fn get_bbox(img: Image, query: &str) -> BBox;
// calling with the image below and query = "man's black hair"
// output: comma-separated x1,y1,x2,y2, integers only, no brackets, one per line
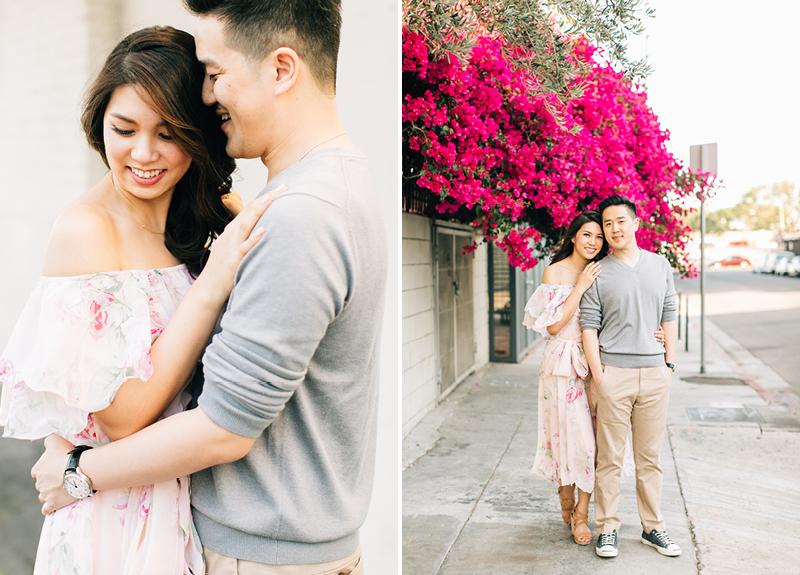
598,194,637,220
185,0,342,94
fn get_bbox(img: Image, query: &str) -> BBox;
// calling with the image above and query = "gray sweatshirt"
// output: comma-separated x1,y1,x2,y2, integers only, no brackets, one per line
579,249,677,368
192,147,388,565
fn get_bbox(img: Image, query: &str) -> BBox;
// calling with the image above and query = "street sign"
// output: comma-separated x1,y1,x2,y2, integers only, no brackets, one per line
689,143,718,176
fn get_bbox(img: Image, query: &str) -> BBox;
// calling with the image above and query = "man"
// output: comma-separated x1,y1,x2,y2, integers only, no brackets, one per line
33,1,387,573
580,194,681,559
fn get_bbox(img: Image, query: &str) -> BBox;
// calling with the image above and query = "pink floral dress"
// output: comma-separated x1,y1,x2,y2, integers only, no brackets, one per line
0,264,204,575
523,284,634,493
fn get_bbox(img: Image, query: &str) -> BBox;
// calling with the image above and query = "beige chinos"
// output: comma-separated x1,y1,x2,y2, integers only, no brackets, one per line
204,545,363,575
592,364,672,534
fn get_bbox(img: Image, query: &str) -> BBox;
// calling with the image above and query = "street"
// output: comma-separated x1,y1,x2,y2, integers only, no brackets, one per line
675,269,800,397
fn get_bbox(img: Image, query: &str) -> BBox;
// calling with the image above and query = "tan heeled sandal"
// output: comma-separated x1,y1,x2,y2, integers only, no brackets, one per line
558,486,575,526
570,508,592,545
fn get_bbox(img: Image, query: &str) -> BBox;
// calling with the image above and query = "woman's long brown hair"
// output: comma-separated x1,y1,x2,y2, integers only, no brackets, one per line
81,26,236,276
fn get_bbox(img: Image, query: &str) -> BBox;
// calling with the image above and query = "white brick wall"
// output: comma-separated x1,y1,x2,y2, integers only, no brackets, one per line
0,0,94,350
402,213,436,437
401,215,491,437
472,241,490,368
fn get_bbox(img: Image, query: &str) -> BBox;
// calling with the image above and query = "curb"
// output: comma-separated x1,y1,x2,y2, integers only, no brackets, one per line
701,317,800,415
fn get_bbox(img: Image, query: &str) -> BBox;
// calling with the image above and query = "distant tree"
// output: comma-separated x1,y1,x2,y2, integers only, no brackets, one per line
686,182,797,233
403,0,654,108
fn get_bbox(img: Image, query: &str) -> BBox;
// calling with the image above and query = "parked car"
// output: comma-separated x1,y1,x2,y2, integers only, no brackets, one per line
775,256,792,275
787,256,800,277
752,253,768,273
712,256,751,269
763,251,796,274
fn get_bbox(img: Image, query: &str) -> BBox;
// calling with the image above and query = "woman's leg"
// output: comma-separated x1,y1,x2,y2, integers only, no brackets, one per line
571,488,593,544
558,484,575,525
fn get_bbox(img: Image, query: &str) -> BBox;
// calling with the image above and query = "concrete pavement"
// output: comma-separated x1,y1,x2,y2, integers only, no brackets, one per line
403,317,800,575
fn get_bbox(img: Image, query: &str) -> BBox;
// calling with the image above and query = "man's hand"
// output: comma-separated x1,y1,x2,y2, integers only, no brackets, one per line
32,435,78,515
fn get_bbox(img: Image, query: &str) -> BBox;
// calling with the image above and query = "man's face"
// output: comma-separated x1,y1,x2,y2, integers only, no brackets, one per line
602,204,639,251
195,16,273,160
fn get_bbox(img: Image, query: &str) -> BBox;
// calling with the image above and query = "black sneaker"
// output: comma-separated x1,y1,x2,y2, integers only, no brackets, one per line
595,530,618,557
641,529,681,556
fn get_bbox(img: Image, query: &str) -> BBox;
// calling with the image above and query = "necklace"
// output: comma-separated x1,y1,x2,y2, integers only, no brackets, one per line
108,173,164,235
296,130,346,164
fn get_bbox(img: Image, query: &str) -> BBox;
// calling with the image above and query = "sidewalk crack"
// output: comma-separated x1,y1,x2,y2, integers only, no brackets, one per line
434,415,525,575
667,427,702,574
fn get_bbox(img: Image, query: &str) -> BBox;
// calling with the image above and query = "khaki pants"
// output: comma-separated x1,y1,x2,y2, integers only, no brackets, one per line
592,364,672,534
204,545,363,575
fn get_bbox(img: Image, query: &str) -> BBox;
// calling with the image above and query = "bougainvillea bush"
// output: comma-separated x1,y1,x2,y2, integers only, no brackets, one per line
403,29,715,276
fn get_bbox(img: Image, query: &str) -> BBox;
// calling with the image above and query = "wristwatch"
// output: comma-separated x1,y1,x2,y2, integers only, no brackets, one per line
63,445,95,499
665,362,676,372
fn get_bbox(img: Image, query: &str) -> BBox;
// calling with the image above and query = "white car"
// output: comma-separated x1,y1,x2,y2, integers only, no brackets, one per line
775,256,792,275
764,251,796,274
752,253,768,273
787,255,800,277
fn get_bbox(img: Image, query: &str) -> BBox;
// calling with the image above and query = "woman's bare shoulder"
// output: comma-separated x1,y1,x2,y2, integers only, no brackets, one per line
42,201,121,277
542,261,565,285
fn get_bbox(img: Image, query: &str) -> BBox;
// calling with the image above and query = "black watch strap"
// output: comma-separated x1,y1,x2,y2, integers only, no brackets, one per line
665,362,676,371
66,445,93,472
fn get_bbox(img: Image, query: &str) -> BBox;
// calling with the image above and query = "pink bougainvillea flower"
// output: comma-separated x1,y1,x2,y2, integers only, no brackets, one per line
403,29,716,276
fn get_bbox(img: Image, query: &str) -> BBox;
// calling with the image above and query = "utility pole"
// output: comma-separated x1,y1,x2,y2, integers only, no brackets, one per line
689,143,717,375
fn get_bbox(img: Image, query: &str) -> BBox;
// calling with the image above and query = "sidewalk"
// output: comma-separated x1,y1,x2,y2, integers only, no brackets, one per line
402,318,800,575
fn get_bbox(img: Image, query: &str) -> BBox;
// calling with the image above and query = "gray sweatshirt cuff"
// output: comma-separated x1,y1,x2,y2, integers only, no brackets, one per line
198,380,277,439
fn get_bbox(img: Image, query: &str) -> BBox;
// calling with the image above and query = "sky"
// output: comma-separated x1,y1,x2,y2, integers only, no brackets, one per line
622,0,800,209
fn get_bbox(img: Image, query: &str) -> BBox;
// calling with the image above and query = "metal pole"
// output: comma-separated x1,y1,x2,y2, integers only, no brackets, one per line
685,293,689,352
677,290,682,340
700,200,706,373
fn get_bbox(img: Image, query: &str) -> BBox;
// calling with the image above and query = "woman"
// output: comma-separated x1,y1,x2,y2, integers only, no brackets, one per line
0,27,278,574
523,211,664,545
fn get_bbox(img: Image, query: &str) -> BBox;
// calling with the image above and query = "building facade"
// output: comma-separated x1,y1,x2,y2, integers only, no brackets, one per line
402,210,545,437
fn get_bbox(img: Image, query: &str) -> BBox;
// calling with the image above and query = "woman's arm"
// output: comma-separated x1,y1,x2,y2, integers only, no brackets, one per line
93,192,283,440
582,328,603,385
43,191,281,441
544,262,602,336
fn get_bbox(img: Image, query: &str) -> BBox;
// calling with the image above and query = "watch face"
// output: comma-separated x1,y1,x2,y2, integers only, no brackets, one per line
64,473,92,499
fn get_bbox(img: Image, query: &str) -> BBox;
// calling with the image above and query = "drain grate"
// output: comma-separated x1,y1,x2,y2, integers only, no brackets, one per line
686,407,765,424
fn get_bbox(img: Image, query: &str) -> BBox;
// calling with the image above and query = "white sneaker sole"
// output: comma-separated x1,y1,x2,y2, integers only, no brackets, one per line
595,546,618,558
641,537,681,556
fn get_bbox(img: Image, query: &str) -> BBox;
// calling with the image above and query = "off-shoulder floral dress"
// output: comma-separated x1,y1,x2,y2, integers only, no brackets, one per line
523,283,634,493
0,264,204,575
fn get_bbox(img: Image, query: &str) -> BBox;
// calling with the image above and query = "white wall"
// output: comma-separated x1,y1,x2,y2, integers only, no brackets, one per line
472,241,490,368
0,0,398,572
401,215,491,437
401,213,436,437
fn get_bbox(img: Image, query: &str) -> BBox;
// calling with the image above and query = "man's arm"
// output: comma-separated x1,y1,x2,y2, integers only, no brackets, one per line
33,408,255,514
579,277,603,384
33,192,350,513
661,260,678,368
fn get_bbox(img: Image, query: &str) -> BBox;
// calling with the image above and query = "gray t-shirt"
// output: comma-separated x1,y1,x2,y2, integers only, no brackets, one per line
579,249,677,368
192,147,388,565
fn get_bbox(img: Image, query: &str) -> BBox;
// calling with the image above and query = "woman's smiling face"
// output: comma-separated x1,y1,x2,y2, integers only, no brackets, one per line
572,221,604,260
103,84,191,200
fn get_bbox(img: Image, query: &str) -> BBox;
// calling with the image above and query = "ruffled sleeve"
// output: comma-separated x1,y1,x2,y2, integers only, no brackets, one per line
522,284,574,337
0,269,189,440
